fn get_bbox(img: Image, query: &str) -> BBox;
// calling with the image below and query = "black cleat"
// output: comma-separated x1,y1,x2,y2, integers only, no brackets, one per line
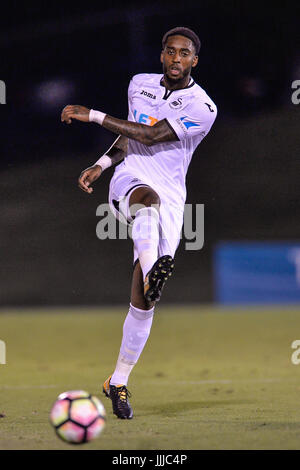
144,255,175,302
102,376,133,419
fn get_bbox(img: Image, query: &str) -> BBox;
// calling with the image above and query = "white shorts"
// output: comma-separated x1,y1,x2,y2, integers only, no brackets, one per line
108,168,184,264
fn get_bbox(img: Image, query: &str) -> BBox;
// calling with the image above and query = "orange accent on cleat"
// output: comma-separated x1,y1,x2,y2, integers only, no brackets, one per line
143,255,175,302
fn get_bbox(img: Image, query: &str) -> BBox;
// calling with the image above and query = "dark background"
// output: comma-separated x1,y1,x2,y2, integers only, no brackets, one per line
0,0,299,306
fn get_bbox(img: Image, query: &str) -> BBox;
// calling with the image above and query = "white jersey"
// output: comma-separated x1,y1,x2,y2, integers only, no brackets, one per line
113,73,217,208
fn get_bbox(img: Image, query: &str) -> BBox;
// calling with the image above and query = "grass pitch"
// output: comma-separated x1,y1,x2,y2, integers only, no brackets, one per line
1,305,300,450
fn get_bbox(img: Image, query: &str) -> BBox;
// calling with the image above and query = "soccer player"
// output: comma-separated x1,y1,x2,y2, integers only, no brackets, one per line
61,27,217,419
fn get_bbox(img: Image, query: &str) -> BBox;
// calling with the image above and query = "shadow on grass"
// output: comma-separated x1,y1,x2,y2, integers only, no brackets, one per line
139,399,252,417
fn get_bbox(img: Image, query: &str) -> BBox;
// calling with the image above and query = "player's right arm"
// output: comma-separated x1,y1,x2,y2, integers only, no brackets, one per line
78,135,128,194
61,105,178,147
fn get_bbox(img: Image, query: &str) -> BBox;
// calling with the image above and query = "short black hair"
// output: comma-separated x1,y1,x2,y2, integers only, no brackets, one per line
162,27,201,55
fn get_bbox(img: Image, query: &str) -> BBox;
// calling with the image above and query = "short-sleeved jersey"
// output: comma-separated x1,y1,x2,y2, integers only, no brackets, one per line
114,73,217,207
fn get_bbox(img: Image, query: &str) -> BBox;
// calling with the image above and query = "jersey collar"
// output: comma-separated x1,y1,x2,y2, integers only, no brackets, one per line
160,75,195,90
160,76,195,100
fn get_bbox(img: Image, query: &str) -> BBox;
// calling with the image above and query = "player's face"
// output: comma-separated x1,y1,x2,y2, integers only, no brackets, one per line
160,35,198,84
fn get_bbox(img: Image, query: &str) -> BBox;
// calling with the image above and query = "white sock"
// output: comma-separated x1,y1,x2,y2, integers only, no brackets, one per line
110,303,155,386
131,207,160,281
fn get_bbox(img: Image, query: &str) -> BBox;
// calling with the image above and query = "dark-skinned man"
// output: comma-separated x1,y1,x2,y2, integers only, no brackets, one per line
61,27,217,420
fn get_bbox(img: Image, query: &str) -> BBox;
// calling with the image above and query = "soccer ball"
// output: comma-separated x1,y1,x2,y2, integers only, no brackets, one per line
49,390,106,444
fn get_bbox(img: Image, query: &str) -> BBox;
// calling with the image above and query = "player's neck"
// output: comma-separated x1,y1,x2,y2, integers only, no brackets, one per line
162,74,191,91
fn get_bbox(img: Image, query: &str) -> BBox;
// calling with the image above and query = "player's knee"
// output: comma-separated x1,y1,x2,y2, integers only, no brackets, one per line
129,186,160,214
139,190,161,209
130,190,160,219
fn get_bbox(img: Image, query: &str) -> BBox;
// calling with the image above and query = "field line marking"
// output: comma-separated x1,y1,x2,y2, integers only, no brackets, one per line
1,378,299,390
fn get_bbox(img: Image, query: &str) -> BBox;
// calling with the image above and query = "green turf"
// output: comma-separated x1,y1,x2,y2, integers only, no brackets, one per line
1,305,300,450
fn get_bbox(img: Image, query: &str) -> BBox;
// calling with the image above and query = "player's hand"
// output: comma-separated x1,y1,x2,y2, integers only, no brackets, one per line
61,105,90,124
78,165,102,194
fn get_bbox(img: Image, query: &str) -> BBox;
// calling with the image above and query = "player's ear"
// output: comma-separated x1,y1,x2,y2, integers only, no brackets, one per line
192,55,198,68
160,50,164,64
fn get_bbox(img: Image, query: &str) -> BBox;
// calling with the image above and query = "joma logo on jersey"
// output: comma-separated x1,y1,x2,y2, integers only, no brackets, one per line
205,102,214,112
134,110,158,126
140,90,156,99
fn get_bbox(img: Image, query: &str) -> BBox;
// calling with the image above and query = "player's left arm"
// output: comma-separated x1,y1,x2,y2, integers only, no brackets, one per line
61,105,178,146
